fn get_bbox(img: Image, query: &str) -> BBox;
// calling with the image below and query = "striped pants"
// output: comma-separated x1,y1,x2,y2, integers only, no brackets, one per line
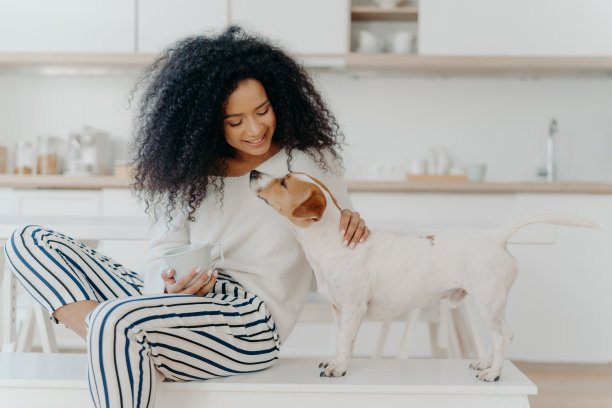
4,225,280,408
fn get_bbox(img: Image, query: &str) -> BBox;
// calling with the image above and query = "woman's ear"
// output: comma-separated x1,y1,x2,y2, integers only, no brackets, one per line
291,188,326,221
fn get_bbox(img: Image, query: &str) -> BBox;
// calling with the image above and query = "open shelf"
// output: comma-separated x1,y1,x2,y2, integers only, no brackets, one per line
351,6,418,21
346,53,612,75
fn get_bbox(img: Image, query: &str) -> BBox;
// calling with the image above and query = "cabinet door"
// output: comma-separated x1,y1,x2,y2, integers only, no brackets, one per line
230,0,349,55
13,190,101,217
419,0,612,56
0,0,135,53
138,0,228,54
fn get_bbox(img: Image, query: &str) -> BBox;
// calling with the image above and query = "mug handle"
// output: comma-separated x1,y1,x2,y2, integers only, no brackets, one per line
211,242,224,269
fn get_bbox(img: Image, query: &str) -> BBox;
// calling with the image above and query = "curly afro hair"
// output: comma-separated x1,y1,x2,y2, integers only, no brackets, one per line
130,25,345,223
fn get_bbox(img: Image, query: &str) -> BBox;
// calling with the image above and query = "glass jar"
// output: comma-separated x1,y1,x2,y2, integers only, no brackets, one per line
13,141,34,175
35,135,59,175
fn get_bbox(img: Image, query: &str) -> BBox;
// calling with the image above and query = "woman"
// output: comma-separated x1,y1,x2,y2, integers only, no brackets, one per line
5,26,369,408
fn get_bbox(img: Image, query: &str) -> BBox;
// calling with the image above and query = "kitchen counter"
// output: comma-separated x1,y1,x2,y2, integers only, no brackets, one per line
1,174,612,194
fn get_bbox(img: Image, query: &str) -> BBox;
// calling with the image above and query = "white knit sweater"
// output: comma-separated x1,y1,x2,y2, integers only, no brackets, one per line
139,148,352,343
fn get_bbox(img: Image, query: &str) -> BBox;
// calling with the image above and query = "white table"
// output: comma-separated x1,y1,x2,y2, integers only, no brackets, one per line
0,352,537,407
0,215,150,351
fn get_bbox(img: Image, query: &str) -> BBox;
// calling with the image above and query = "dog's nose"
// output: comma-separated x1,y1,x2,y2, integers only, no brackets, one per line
250,170,260,180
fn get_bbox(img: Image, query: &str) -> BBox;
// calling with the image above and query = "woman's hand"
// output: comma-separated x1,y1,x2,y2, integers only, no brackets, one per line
162,267,217,296
339,209,370,249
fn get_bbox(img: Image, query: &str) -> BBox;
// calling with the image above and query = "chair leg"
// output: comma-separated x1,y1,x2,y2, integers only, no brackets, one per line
34,304,58,353
451,298,486,359
1,263,17,352
398,308,421,359
16,302,36,352
374,320,392,358
428,323,448,358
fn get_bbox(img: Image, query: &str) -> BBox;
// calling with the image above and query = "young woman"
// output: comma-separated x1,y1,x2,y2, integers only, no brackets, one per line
5,26,369,408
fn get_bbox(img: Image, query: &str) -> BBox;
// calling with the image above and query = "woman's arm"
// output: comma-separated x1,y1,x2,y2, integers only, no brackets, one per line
139,214,190,294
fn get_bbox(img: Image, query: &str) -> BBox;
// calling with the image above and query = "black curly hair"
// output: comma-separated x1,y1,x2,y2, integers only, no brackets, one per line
130,25,345,223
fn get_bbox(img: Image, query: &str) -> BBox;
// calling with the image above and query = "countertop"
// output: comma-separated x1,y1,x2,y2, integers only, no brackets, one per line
1,174,612,194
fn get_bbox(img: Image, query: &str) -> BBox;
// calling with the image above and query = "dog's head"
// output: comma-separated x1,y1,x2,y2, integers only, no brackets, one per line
249,170,339,228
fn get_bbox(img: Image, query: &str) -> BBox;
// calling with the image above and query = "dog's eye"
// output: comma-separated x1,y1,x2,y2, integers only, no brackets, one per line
280,178,286,187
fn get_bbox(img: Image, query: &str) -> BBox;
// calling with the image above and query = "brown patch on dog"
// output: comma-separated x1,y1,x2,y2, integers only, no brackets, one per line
294,173,341,211
421,235,436,246
292,188,326,221
254,173,328,228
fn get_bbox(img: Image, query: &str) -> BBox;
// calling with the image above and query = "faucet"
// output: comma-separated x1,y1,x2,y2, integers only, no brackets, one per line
537,118,558,182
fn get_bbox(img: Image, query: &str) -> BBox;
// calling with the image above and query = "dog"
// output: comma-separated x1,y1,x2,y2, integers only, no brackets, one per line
249,170,598,381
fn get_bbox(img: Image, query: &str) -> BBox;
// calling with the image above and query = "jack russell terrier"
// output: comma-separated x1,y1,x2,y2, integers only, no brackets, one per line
249,170,598,382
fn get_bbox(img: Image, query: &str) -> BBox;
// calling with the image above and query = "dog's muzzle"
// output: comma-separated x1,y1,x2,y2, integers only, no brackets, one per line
249,170,273,193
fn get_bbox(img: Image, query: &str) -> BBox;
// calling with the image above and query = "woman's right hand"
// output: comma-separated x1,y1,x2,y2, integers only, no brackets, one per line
162,267,217,296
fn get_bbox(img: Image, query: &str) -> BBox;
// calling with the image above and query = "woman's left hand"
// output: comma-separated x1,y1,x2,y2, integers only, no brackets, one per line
339,209,370,249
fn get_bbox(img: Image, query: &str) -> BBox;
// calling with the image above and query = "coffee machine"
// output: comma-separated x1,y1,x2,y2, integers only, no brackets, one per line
64,126,112,176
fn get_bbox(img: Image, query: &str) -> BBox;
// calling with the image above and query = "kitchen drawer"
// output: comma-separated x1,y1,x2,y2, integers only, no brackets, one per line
13,190,102,217
138,0,228,53
0,0,135,53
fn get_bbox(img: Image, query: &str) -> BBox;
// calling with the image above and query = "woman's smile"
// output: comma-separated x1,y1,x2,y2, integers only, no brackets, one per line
244,130,268,146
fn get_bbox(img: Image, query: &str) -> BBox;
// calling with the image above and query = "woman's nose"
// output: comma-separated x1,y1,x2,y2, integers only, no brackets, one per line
244,116,263,136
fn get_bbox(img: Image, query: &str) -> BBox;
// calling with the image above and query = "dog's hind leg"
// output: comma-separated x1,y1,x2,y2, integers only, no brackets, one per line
319,303,367,377
470,294,513,382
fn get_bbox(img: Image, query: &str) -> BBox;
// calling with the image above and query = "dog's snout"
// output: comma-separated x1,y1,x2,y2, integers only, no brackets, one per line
250,170,261,181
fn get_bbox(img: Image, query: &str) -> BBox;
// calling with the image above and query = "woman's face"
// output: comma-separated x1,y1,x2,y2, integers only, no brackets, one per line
223,78,276,159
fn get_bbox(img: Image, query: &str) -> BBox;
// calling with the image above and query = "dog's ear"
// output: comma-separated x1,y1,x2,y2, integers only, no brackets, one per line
292,188,326,221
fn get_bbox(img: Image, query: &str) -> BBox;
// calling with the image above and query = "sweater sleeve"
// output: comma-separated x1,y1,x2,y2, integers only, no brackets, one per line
139,212,190,295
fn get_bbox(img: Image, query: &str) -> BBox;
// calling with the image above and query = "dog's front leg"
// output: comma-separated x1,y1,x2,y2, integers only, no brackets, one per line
319,303,367,377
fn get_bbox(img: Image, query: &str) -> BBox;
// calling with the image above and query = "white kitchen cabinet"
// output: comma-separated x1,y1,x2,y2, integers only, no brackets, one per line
419,0,612,56
230,0,350,55
13,190,102,217
138,0,228,53
0,0,135,53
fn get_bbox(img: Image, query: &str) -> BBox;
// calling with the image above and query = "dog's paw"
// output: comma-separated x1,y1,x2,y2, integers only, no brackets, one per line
476,368,501,382
469,358,492,371
318,361,347,377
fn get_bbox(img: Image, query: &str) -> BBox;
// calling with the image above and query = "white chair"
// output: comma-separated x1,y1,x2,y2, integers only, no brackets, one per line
0,215,150,352
300,291,486,360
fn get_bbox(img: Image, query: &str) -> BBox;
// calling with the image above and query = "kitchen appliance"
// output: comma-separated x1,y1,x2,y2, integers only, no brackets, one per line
64,126,111,176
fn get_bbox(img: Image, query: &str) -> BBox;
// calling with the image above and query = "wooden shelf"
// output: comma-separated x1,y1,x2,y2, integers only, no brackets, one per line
346,53,612,75
351,6,418,21
2,52,612,76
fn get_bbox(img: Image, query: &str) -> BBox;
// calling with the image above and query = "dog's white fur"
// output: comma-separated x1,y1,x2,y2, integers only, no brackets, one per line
250,171,598,381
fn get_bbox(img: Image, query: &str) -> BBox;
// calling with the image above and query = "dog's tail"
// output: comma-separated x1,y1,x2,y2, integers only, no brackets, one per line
495,213,599,243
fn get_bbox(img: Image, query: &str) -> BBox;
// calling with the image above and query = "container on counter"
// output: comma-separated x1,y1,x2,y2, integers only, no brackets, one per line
0,145,6,173
35,135,60,175
13,141,35,175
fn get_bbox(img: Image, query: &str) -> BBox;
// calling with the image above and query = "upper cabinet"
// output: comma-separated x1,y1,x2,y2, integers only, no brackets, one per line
0,0,135,53
230,0,350,55
138,0,229,54
419,0,612,56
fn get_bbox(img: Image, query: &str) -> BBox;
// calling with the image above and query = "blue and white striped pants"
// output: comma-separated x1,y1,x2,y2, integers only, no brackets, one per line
5,225,280,408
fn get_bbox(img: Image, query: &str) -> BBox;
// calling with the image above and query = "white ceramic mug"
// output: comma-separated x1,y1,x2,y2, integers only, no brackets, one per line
465,164,487,182
163,242,224,287
357,30,385,53
389,31,414,54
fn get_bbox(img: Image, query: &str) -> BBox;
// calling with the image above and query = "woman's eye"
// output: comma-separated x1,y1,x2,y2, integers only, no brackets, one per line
229,120,242,127
257,108,269,116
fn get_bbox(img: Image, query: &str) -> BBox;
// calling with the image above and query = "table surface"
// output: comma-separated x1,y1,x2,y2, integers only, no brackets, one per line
0,353,537,395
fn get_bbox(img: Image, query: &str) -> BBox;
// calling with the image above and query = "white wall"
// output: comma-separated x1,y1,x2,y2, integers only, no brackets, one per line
1,70,611,182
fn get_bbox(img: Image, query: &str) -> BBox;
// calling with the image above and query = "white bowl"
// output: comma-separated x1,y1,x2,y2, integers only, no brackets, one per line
371,0,404,9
